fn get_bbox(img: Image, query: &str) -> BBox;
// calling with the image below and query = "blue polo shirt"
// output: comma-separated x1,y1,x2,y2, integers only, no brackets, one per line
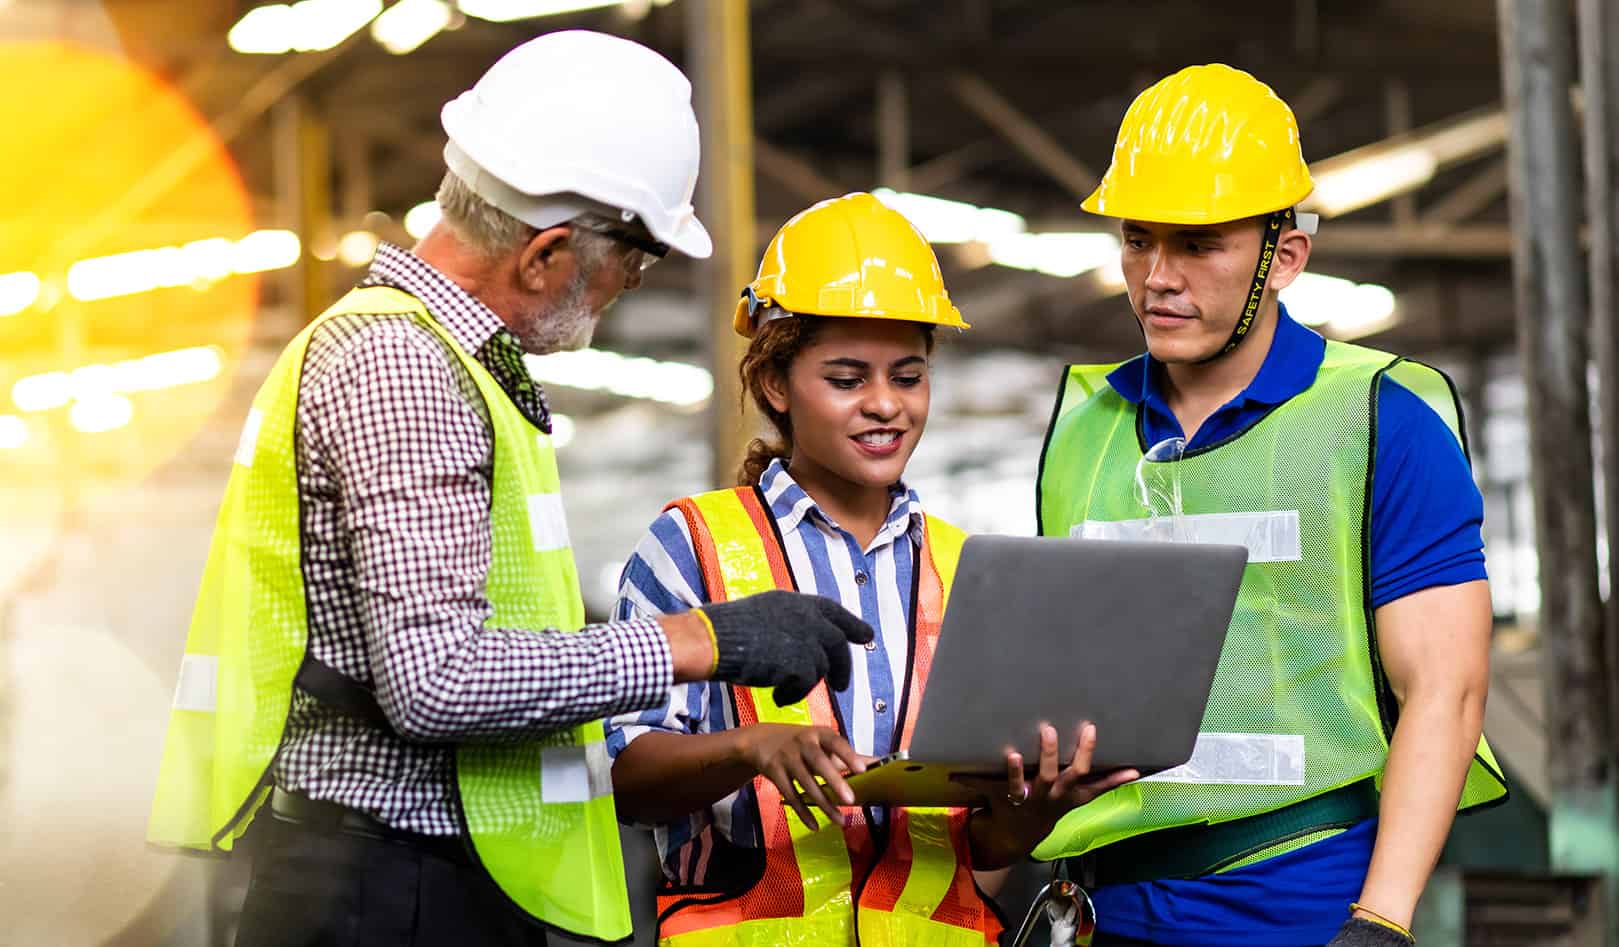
1085,305,1487,945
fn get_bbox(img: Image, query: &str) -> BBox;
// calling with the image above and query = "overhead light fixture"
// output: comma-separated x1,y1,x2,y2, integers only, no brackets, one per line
1280,272,1398,340
0,415,26,449
1304,107,1508,218
372,0,453,54
984,232,1119,279
524,348,713,407
228,0,383,54
871,188,1025,244
548,413,576,448
65,230,300,302
336,230,380,267
70,394,135,434
457,0,620,22
0,271,41,316
404,201,443,240
1307,149,1438,219
12,346,224,414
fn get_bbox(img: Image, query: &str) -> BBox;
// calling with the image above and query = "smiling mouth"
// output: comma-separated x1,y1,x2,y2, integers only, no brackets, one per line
854,430,901,447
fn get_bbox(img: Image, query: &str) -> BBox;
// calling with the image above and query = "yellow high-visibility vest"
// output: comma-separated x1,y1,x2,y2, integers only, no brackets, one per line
1034,339,1507,865
655,486,1001,946
147,285,632,942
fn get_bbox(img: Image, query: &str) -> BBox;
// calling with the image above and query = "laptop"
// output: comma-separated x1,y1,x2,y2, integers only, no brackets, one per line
836,534,1248,807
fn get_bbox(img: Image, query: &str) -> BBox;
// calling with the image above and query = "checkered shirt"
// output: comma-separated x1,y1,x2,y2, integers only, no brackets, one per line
271,242,672,834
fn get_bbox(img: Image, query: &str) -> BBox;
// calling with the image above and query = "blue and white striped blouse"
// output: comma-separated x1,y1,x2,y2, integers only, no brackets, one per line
605,458,927,885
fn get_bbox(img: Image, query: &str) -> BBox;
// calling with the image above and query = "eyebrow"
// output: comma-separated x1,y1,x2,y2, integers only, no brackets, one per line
1122,223,1226,240
820,355,928,370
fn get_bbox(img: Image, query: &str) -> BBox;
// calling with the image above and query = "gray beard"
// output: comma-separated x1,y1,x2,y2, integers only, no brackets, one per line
514,267,596,354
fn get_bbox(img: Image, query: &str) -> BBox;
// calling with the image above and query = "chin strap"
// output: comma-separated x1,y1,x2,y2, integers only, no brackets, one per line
1198,206,1295,365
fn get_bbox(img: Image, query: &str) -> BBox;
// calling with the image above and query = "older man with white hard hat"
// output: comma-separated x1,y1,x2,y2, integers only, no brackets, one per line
147,31,873,946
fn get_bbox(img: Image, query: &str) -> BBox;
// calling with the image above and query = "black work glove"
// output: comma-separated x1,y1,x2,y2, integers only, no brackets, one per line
1326,918,1415,947
698,590,876,706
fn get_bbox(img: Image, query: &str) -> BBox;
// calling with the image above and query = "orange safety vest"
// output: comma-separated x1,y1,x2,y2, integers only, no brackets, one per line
654,486,1003,946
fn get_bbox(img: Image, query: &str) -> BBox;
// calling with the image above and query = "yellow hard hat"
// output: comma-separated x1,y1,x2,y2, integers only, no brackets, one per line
1081,64,1314,225
734,192,970,338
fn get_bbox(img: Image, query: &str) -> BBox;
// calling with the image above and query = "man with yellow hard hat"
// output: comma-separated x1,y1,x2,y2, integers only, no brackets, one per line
1033,64,1507,945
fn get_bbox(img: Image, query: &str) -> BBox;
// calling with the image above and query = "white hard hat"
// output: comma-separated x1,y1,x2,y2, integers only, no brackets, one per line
441,30,712,259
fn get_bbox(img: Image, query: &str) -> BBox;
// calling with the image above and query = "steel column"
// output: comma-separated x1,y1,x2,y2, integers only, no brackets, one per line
688,0,757,486
1498,0,1618,906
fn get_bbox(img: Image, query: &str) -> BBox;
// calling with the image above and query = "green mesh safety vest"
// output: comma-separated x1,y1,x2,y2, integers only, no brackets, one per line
147,285,632,943
1032,339,1507,864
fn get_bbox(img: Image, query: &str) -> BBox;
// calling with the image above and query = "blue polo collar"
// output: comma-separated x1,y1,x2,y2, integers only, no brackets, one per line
1106,303,1326,409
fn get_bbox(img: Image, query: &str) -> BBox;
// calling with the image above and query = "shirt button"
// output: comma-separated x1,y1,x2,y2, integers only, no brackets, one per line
864,639,878,652
874,698,888,714
854,570,868,586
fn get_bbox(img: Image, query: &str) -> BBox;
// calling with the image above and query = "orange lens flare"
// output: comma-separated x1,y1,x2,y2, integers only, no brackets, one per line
0,40,259,492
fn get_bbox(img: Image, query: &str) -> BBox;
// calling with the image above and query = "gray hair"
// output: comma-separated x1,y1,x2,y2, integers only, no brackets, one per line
434,171,617,267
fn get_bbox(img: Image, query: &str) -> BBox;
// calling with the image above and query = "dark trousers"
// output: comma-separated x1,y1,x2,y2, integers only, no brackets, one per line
236,814,548,947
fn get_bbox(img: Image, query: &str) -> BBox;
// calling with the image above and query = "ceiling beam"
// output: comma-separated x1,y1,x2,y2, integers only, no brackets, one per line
950,73,1098,201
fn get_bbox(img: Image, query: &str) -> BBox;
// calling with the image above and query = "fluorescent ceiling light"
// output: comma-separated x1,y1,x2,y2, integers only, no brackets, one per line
0,271,41,316
457,0,619,22
12,346,224,414
1307,149,1437,218
984,232,1119,279
229,0,383,54
66,230,300,302
1095,260,1126,292
233,229,303,272
872,188,1025,244
1304,107,1508,218
404,200,443,239
1281,272,1397,340
524,348,713,407
336,230,380,267
70,394,135,434
371,0,453,53
549,413,576,448
0,415,26,449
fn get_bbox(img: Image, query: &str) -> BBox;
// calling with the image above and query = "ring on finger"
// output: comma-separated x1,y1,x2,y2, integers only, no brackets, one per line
1007,784,1030,807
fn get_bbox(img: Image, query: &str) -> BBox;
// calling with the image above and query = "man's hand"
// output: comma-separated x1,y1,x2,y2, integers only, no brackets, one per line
676,590,873,704
737,723,871,830
1326,917,1414,946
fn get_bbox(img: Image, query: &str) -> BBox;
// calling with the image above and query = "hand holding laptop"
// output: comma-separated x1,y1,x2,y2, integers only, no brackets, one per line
951,721,1139,864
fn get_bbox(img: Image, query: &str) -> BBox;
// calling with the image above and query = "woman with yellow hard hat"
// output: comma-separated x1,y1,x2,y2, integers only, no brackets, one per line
1035,65,1505,947
605,192,1136,946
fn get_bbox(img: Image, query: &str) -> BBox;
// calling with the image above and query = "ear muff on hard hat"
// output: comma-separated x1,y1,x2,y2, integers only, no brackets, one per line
1082,63,1314,226
733,192,970,338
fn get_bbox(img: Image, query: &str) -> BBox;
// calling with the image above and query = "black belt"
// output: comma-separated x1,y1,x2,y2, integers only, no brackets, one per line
269,788,471,865
1075,778,1381,887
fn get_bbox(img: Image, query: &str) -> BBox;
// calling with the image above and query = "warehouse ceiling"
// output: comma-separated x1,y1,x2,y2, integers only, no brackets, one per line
9,0,1518,367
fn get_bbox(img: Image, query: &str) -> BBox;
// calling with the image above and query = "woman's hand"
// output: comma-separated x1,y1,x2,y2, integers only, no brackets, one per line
737,723,872,830
959,722,1138,868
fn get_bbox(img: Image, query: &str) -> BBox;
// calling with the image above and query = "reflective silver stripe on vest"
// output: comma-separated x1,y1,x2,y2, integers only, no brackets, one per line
1142,733,1306,785
171,654,219,712
539,742,613,804
526,494,572,552
1074,509,1302,563
233,409,264,468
